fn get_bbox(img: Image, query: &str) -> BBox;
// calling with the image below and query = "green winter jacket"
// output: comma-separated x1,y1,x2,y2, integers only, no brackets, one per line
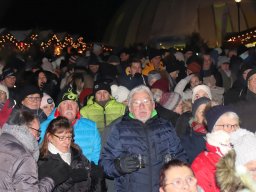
80,96,126,133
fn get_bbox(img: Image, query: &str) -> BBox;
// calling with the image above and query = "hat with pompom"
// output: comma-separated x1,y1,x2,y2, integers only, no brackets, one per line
159,92,181,111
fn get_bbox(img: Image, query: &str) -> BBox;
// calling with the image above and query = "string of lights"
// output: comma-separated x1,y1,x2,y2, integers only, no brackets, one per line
0,32,112,55
227,27,256,47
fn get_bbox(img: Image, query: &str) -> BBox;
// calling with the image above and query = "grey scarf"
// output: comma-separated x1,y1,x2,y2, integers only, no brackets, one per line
1,124,39,161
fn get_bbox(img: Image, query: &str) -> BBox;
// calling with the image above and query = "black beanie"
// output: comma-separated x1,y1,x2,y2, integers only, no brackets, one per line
93,80,111,96
148,49,162,60
192,97,211,117
17,85,42,104
205,105,236,132
246,68,256,82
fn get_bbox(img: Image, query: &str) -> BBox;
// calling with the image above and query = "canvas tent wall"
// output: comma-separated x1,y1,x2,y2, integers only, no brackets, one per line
103,0,256,48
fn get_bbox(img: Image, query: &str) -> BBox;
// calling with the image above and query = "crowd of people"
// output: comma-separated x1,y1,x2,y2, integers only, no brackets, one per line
0,42,256,192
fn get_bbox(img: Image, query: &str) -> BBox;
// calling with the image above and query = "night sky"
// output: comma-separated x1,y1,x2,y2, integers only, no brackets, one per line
0,0,124,41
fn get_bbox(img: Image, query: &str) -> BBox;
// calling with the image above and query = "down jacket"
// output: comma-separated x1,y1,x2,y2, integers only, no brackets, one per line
100,112,187,192
0,124,54,192
80,96,126,133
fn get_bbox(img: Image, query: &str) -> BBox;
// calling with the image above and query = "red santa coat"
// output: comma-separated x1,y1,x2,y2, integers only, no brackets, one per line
191,142,222,192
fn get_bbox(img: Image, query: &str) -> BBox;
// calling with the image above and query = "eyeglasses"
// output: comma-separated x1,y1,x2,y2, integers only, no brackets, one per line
26,96,42,102
165,176,197,189
132,99,152,107
215,124,239,130
28,126,41,136
52,134,72,141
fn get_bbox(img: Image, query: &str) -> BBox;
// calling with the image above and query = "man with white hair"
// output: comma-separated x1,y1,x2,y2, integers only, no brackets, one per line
40,88,101,164
100,85,187,192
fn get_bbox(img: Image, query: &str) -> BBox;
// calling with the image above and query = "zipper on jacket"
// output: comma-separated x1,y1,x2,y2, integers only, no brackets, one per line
143,123,153,192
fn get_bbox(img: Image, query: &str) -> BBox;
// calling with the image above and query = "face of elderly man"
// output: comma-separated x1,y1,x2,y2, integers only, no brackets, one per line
58,100,79,122
129,90,155,123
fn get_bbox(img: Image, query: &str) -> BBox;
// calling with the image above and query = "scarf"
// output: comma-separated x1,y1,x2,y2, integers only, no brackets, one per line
48,142,71,165
189,118,207,134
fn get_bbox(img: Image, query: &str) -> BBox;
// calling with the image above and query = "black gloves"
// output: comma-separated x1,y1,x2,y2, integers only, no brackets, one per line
70,168,89,183
38,158,71,186
90,162,105,179
114,155,140,174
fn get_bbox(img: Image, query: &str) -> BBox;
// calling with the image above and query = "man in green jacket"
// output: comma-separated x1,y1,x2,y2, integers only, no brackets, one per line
80,80,126,135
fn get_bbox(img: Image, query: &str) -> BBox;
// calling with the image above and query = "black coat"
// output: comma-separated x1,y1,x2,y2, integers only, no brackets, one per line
117,73,148,90
230,90,256,132
38,146,100,192
155,104,180,127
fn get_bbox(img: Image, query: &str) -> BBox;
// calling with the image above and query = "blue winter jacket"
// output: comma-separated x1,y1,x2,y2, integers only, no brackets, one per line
40,109,101,164
100,111,187,192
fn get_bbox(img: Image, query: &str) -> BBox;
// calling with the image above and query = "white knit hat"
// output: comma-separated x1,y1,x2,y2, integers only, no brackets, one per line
230,131,256,167
192,84,212,103
40,93,55,108
111,85,130,103
0,84,9,99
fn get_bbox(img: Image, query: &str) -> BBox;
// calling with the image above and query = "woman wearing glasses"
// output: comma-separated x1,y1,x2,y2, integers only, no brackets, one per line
38,116,103,192
159,159,204,192
191,105,239,192
14,84,47,123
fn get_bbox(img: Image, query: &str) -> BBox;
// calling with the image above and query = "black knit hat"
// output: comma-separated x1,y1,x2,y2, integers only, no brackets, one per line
0,68,16,80
205,105,236,132
165,60,180,73
148,49,162,60
88,54,100,66
192,97,211,117
17,85,42,104
246,68,256,82
93,80,111,96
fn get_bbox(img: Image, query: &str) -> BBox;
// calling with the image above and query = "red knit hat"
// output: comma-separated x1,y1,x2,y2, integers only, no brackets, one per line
151,78,170,93
187,62,201,74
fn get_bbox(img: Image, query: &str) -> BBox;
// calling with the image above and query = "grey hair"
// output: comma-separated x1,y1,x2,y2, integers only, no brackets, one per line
127,85,154,107
147,70,161,85
215,112,240,126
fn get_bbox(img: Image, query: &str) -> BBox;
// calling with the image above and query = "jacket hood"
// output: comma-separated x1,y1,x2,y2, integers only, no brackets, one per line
216,150,256,192
1,123,39,161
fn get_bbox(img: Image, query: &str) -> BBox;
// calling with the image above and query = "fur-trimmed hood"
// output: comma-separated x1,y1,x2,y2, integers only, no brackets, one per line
216,150,256,192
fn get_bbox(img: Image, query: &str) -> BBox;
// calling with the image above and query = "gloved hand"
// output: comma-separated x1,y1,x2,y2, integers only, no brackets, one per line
70,168,89,183
38,157,71,186
90,162,104,179
114,155,140,174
